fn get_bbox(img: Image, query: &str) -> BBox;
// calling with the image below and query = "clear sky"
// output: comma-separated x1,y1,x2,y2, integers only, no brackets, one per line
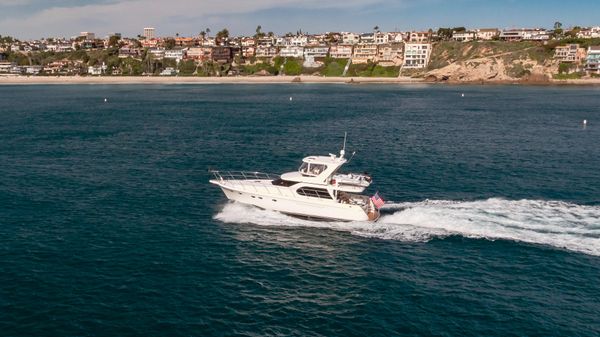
0,0,598,39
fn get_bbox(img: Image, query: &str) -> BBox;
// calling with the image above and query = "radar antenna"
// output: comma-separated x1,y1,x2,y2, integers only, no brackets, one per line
340,132,347,158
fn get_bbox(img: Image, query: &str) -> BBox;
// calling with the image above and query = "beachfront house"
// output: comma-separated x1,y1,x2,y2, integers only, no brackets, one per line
352,44,378,64
304,46,329,59
241,46,256,58
585,46,600,74
279,46,304,58
329,45,353,59
255,46,278,58
187,47,212,61
359,33,375,44
554,44,587,64
164,48,186,60
212,47,233,63
403,43,431,69
377,43,404,66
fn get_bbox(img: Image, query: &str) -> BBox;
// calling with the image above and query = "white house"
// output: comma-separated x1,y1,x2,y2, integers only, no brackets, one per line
164,48,186,60
342,32,360,45
476,29,500,40
279,46,304,58
304,46,329,59
374,32,389,44
452,31,476,42
403,43,431,69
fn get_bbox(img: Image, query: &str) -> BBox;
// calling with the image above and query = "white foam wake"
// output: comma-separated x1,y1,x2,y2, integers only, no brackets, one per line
214,198,600,256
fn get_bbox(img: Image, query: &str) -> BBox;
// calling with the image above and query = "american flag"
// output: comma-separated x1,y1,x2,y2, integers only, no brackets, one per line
370,192,385,209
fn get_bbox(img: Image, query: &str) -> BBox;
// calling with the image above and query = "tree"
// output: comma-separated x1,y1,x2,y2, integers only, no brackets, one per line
374,26,379,32
554,21,562,30
206,28,211,37
200,31,206,40
216,28,229,45
108,35,120,48
176,32,180,38
255,25,264,39
164,38,176,49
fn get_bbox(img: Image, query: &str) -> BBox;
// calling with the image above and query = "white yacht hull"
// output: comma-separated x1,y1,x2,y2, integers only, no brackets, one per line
211,180,375,222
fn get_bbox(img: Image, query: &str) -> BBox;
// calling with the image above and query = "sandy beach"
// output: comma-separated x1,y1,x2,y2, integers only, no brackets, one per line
0,75,424,85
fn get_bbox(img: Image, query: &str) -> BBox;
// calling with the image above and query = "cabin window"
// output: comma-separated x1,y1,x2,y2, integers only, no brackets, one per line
296,187,332,199
299,163,327,176
271,178,297,187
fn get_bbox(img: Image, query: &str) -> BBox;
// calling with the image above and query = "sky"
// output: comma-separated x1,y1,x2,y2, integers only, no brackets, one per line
0,0,599,39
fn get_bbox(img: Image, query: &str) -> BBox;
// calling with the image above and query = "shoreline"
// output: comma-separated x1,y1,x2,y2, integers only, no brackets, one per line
0,75,423,85
1,75,600,86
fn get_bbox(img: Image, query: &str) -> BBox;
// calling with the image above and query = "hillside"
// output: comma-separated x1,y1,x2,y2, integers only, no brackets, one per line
422,41,558,83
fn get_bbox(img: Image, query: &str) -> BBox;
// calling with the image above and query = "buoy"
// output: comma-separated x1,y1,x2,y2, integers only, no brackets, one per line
583,119,587,126
104,98,107,102
461,93,465,97
289,97,293,101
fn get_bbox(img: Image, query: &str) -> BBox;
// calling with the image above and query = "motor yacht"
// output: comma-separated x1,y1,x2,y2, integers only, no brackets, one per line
210,138,382,222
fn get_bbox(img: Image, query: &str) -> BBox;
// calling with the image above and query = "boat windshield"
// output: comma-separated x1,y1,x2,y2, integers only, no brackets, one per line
299,162,327,176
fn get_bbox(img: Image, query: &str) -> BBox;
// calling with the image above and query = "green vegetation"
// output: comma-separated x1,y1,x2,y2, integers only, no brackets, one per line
283,58,302,75
321,57,347,77
506,62,531,78
346,61,399,77
553,73,582,80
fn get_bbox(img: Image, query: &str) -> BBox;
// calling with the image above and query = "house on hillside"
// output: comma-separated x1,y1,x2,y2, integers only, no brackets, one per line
476,28,500,40
342,32,360,45
452,31,476,42
554,44,587,64
329,45,353,59
378,43,403,66
352,44,378,64
585,46,600,74
409,31,431,43
403,43,431,69
279,46,304,58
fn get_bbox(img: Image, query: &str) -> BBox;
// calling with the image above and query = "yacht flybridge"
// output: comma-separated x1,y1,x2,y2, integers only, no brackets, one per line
210,138,382,222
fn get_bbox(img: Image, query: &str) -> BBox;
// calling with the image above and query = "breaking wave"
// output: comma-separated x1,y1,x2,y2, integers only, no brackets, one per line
214,198,600,256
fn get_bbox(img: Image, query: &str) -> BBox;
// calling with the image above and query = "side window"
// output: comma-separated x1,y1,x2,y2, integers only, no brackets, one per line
296,187,332,199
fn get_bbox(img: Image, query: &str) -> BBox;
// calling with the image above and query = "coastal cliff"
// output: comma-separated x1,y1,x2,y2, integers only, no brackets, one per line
421,41,558,83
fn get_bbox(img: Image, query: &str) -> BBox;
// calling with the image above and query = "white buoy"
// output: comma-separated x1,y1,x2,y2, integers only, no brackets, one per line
289,97,293,101
461,93,465,97
104,98,107,102
583,119,587,126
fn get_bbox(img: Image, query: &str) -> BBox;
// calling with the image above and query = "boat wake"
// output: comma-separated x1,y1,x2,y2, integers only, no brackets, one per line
214,198,600,256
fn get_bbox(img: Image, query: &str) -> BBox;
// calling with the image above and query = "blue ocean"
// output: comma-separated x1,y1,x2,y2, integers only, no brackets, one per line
1,84,599,336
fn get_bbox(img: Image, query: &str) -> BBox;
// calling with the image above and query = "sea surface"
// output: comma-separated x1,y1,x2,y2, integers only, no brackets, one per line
1,83,599,336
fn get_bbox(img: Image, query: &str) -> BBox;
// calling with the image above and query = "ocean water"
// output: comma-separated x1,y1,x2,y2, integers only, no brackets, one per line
1,84,599,336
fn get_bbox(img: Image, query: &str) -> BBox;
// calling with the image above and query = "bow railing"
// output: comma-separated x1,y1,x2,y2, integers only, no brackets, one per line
209,170,279,181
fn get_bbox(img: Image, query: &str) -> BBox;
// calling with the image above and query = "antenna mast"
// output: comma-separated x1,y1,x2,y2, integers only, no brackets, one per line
340,132,347,158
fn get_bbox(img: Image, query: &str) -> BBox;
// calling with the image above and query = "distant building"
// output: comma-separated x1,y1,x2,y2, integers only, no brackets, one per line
374,32,389,44
144,27,155,40
577,27,600,39
500,29,550,42
279,46,304,58
255,46,278,58
304,46,329,59
241,46,255,58
329,45,353,59
554,44,587,64
80,32,95,40
403,43,431,69
476,28,500,40
187,47,212,61
148,48,165,59
118,46,141,58
452,31,476,42
585,46,600,74
212,46,233,63
359,33,375,44
378,43,403,66
164,48,186,60
342,32,360,45
409,31,431,43
352,44,378,64
160,67,177,76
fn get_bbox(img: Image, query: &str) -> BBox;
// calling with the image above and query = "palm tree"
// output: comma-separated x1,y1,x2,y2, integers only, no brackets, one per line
374,25,379,32
206,28,211,37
